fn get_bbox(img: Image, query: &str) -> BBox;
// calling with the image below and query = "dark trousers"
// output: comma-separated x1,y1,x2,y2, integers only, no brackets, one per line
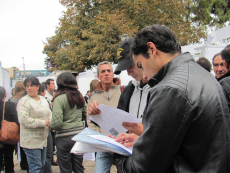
43,131,53,173
20,146,28,171
0,143,14,173
51,131,56,152
56,135,84,173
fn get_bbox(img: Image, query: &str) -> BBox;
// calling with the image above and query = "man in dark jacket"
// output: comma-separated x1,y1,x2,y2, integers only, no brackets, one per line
114,38,151,135
219,46,230,110
84,91,90,103
114,25,230,173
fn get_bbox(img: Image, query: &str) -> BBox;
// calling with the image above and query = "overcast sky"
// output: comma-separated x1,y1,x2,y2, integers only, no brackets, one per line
0,0,66,70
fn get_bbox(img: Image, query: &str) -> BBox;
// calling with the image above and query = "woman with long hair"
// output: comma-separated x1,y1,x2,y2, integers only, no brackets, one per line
0,86,19,173
17,77,51,173
50,72,86,173
10,81,25,104
10,81,29,172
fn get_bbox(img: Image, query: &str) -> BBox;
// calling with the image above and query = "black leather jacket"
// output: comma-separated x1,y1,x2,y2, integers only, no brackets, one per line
219,71,230,111
114,52,230,173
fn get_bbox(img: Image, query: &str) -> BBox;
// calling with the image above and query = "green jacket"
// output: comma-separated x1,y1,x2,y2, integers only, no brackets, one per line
50,94,87,137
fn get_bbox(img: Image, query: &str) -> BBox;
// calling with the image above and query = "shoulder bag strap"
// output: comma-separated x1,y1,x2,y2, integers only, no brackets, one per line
2,101,5,120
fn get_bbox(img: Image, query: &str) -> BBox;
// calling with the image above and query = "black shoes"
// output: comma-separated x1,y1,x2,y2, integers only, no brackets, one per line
51,160,59,166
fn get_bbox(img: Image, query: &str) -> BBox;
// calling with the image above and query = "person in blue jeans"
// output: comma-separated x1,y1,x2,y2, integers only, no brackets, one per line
17,77,52,173
87,61,122,173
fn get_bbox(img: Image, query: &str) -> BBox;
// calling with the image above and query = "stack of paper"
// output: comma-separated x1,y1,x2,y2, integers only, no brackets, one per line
88,104,141,137
71,128,132,156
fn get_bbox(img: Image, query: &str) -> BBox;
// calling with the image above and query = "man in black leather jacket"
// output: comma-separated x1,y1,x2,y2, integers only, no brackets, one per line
114,25,230,173
219,47,230,110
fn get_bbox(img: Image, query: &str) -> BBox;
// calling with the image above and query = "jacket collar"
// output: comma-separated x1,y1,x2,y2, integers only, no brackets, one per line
148,52,194,87
217,70,230,81
94,77,121,91
132,79,149,91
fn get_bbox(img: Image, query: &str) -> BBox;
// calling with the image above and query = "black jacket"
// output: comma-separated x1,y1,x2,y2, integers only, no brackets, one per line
0,101,19,128
114,52,230,173
117,81,135,112
219,71,230,111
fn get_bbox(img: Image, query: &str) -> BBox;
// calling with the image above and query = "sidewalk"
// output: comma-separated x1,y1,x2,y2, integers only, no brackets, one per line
13,155,117,173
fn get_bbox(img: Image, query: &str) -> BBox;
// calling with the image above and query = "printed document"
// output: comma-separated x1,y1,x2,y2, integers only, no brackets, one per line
88,135,132,154
71,128,132,156
88,104,141,137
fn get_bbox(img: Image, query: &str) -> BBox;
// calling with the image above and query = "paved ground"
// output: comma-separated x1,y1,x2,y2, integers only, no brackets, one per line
13,155,117,173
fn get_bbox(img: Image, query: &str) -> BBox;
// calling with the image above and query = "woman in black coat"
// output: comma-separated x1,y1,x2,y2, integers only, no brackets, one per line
0,86,19,173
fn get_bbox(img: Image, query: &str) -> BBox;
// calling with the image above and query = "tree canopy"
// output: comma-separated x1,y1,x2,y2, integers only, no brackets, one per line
43,0,230,72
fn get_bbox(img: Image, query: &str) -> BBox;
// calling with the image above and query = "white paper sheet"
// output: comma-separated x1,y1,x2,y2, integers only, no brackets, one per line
83,152,95,161
88,135,132,154
70,141,108,154
88,104,141,137
71,128,132,156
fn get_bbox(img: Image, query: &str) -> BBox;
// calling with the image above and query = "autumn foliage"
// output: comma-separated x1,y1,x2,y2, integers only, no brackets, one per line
43,0,229,72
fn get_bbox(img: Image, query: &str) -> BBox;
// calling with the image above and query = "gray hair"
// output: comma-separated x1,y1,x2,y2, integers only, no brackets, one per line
97,61,113,75
212,52,221,65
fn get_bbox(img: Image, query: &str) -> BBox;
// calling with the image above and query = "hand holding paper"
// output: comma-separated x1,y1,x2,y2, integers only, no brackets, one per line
122,122,143,136
88,104,141,137
71,128,132,156
115,132,139,148
88,101,101,115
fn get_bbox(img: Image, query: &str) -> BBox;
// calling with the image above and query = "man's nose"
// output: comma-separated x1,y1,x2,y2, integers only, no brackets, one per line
143,73,147,80
105,70,110,75
218,65,223,71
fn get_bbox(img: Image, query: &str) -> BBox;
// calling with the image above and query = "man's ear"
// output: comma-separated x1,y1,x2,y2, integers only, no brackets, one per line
147,42,157,57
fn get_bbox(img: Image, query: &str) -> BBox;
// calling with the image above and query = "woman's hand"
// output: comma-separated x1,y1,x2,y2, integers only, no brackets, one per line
45,120,50,126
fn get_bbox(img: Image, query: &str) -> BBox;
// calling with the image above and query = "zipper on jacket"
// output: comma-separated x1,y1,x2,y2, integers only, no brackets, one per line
136,89,143,118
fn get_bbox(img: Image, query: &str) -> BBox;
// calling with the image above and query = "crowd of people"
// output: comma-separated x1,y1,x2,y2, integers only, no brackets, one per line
0,24,230,173
88,25,230,173
0,74,87,173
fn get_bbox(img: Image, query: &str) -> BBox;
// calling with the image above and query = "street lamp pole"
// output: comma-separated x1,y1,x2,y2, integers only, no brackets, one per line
22,57,25,79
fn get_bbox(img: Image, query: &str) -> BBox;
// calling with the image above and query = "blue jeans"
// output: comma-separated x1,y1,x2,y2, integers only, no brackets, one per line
94,152,113,173
23,147,47,173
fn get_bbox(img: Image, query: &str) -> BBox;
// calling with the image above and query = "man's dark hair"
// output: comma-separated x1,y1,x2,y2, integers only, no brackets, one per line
212,52,221,64
0,86,6,101
45,79,54,89
221,46,230,65
23,77,40,87
86,90,90,94
224,44,230,50
131,24,181,58
39,83,46,94
196,57,212,72
11,88,15,96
